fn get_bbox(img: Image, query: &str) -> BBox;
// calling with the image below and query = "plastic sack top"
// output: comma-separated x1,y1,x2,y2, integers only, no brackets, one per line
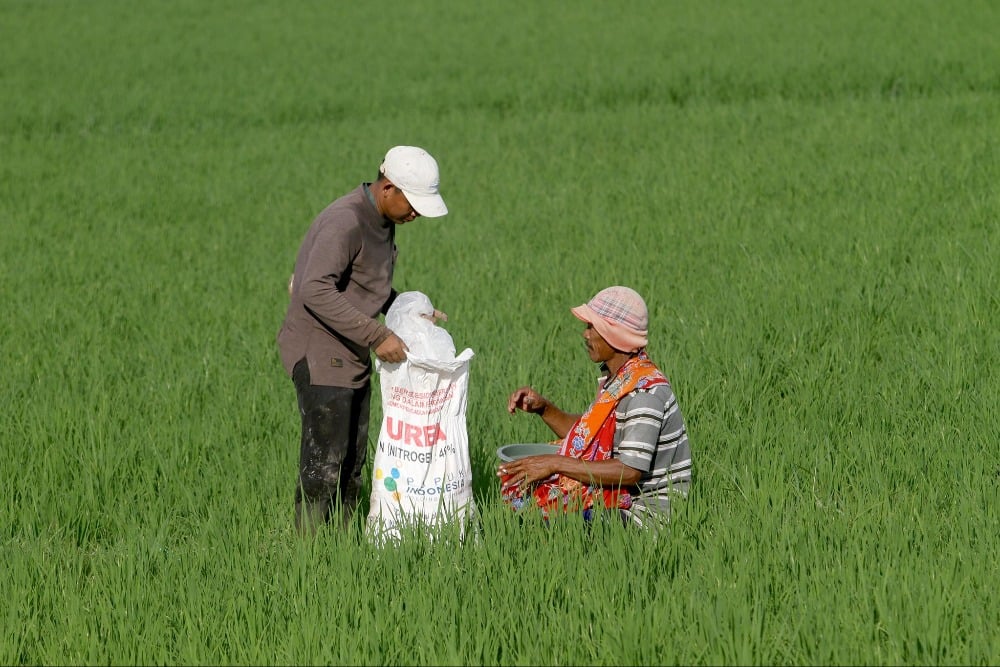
384,291,473,367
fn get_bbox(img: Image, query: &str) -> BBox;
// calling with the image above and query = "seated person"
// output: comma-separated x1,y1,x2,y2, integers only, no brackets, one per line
498,286,692,527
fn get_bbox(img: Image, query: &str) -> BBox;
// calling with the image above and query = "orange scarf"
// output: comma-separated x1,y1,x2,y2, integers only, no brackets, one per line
503,352,668,518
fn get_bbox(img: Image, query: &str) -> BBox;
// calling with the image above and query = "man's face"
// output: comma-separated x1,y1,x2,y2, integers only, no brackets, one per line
582,322,616,363
383,185,419,224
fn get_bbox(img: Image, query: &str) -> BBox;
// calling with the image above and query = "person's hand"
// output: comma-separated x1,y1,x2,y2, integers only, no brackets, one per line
420,309,448,324
497,454,560,493
507,386,547,415
374,333,408,363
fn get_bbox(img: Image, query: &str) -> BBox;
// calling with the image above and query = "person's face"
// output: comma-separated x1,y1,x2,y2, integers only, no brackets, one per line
382,184,420,224
582,322,616,363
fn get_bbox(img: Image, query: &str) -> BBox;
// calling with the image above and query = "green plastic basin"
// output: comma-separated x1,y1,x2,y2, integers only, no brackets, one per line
496,443,561,462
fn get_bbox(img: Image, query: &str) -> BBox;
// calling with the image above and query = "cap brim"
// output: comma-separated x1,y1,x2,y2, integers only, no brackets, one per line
571,304,609,336
401,190,448,218
571,304,598,326
571,304,648,353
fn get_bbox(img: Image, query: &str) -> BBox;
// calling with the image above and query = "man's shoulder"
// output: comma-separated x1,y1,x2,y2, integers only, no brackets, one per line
311,186,376,233
318,185,369,218
621,382,672,411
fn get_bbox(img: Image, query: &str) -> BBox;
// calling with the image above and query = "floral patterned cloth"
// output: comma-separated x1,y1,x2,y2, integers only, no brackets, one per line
502,352,668,518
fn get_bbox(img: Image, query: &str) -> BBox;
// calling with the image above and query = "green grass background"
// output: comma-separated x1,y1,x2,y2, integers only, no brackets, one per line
2,0,998,664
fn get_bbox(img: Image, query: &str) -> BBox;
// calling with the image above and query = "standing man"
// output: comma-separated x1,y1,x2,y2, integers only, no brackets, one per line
277,146,449,534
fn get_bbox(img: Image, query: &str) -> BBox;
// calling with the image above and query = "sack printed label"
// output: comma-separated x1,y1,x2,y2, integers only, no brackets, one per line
385,385,456,415
375,466,403,502
384,417,446,447
374,466,469,502
378,441,433,464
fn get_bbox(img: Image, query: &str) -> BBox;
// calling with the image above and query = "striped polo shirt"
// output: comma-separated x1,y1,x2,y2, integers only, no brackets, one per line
612,382,692,527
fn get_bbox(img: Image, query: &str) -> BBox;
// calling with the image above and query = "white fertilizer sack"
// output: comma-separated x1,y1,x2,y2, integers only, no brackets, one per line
366,292,477,544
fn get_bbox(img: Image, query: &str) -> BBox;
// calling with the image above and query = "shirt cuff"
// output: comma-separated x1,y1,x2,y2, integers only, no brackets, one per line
371,325,393,349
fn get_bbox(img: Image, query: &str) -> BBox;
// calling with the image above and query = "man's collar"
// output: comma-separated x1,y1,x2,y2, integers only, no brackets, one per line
363,182,392,226
362,182,377,210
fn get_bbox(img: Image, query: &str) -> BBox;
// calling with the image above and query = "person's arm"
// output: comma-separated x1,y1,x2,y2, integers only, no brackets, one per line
507,386,579,438
500,388,667,493
498,454,641,493
299,219,399,354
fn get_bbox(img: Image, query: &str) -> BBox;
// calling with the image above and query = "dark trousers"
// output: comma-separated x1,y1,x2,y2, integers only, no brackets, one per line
292,359,370,534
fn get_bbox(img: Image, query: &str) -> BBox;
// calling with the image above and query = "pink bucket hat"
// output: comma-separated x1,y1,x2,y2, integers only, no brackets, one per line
570,286,649,353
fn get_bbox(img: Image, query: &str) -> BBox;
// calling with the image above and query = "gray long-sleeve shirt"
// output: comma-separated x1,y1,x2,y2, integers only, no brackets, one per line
277,185,397,387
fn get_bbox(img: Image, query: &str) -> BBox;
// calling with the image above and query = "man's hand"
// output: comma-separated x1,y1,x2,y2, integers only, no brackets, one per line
507,386,548,415
497,454,561,493
420,309,448,324
497,455,642,493
374,333,408,363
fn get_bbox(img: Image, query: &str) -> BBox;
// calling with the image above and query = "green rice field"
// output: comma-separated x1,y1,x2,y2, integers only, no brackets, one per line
2,0,999,664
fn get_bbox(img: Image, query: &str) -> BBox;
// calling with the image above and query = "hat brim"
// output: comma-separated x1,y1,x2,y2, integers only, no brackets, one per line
401,190,448,218
571,304,648,353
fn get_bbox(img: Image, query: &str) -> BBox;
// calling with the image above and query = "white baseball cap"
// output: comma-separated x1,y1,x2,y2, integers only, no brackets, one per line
379,145,448,218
